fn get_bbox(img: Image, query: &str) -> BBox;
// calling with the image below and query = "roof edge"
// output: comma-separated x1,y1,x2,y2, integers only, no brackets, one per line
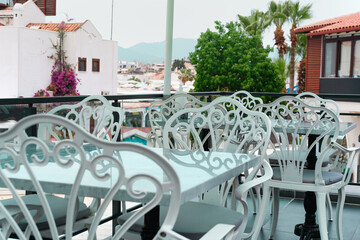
307,26,360,36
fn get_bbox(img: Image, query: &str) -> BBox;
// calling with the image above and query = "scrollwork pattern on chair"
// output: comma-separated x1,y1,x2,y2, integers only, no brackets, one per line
254,96,339,183
39,95,124,142
0,114,181,240
148,93,208,147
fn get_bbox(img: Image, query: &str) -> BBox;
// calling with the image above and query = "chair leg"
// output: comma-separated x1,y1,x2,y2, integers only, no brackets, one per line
270,188,274,216
316,192,329,240
326,193,333,221
251,186,271,240
336,188,345,240
249,189,257,214
270,188,279,239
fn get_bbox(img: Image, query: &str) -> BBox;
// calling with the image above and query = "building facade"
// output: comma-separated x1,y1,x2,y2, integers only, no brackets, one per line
294,12,360,96
0,0,117,98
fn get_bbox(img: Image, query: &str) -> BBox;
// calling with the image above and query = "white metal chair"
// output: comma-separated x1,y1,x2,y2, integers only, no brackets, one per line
36,95,126,237
296,92,341,221
148,93,208,147
118,96,273,239
38,95,124,142
0,114,185,239
251,96,360,240
228,90,264,214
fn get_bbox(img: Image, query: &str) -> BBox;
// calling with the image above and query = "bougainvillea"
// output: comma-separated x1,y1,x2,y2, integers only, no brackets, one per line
34,89,50,97
50,61,80,96
34,21,80,97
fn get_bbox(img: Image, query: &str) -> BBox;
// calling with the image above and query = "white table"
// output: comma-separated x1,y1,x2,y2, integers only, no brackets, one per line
1,146,261,239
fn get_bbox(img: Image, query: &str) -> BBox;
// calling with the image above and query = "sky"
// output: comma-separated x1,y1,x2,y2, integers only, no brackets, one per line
47,0,360,48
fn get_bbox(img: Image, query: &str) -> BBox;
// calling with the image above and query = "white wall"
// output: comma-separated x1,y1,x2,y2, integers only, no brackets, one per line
18,27,57,97
21,0,45,26
0,20,117,98
68,21,117,95
13,0,45,27
0,27,19,98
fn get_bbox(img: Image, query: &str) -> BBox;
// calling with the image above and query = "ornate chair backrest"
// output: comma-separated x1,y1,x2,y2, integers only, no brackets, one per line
229,90,263,110
162,97,271,205
148,93,208,147
38,95,124,142
0,115,181,240
163,96,270,155
253,96,343,184
296,92,340,116
296,92,341,157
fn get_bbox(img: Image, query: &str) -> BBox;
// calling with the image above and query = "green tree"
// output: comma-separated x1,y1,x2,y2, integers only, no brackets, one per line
238,10,271,37
296,33,307,59
268,1,289,60
286,1,312,93
189,21,284,93
172,59,185,71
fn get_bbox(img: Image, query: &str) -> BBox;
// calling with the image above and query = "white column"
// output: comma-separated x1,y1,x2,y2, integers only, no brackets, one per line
163,0,174,97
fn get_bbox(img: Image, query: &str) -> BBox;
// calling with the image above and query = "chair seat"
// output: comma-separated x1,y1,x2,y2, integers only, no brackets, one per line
1,194,91,230
272,168,343,185
118,201,243,240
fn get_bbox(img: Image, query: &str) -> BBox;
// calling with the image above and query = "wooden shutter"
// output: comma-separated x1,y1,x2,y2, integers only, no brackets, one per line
305,35,322,93
14,0,56,16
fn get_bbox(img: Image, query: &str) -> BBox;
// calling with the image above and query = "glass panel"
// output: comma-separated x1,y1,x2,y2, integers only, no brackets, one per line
353,40,360,78
338,41,351,77
324,42,337,77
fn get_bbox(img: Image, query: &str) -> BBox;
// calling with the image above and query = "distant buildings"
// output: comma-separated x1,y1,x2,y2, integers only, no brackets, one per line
0,0,118,98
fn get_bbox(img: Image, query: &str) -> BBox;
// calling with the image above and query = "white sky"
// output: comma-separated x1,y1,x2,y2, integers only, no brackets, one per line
47,0,360,48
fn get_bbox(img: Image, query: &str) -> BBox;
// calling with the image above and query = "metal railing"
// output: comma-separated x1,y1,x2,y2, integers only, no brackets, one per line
1,92,360,184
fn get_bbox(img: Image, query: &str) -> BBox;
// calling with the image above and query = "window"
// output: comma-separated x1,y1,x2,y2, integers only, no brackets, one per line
354,40,360,77
322,35,360,78
338,41,351,77
324,42,337,77
78,58,86,71
92,59,100,72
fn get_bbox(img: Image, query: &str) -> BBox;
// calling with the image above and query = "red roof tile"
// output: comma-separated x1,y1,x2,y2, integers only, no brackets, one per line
26,22,84,32
295,12,360,36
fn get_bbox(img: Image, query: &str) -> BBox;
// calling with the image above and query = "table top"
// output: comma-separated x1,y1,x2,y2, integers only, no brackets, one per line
2,146,261,205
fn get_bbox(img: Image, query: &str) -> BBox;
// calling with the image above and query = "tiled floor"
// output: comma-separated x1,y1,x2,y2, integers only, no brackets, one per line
246,197,360,240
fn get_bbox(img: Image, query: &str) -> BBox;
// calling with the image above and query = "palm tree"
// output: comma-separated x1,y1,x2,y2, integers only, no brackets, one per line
268,1,288,60
178,68,195,84
286,1,312,93
238,10,271,37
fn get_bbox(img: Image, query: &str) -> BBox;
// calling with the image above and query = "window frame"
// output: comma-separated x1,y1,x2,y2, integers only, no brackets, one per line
92,58,100,72
78,57,87,72
322,34,360,78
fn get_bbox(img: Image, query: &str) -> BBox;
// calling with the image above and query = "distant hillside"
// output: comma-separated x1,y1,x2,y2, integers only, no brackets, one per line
118,38,197,64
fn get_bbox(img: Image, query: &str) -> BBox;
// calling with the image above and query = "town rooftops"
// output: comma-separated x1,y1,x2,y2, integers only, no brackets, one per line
26,22,84,32
295,12,360,36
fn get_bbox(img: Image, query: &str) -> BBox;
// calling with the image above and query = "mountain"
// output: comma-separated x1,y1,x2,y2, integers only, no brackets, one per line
118,38,197,64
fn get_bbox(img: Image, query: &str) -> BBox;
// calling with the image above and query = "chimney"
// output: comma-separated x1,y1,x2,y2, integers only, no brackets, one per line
13,3,24,27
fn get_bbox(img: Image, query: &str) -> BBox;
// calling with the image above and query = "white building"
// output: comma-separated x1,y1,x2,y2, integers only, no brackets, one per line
0,0,118,98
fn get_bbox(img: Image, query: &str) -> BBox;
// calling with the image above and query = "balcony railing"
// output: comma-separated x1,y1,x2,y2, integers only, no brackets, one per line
1,92,360,186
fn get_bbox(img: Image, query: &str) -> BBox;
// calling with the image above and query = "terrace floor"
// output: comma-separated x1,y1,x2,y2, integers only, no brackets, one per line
246,197,360,240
